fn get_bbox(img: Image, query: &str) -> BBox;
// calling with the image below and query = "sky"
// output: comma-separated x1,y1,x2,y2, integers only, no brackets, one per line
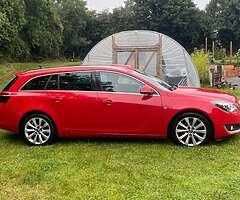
86,0,210,12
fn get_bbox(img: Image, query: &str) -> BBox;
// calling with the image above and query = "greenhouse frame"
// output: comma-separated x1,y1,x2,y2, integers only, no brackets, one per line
83,30,200,87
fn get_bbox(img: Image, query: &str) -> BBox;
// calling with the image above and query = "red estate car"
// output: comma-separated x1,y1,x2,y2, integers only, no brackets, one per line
0,65,240,146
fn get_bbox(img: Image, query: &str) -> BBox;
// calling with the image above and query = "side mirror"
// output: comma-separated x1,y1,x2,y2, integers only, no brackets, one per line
140,85,154,95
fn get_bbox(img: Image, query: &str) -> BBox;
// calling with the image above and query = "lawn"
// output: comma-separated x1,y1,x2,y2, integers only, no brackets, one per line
0,62,240,199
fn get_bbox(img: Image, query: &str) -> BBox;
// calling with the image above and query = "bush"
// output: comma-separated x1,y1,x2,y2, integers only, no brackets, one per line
191,49,210,84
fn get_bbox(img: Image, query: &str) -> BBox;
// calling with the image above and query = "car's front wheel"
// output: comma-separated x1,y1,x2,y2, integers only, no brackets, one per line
21,113,57,145
171,112,212,147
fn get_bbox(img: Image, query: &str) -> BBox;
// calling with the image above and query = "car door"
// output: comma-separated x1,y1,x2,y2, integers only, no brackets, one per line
46,71,100,135
96,71,163,136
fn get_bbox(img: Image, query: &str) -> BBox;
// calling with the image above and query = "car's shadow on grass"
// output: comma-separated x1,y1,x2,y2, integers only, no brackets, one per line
0,132,26,145
1,131,240,147
1,132,172,146
57,137,172,146
212,134,240,146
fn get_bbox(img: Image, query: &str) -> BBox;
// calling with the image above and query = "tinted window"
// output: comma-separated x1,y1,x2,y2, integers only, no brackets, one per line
60,72,92,91
3,76,18,91
100,72,144,93
21,75,50,90
45,75,59,90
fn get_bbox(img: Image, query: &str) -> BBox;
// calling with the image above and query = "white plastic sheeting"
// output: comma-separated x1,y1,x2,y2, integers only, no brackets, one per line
83,30,200,87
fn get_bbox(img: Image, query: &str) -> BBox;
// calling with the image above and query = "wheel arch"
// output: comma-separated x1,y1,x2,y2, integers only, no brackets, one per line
167,109,215,139
18,110,58,136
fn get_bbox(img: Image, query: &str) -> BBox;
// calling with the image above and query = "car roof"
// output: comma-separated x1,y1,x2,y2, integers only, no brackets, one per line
16,64,135,77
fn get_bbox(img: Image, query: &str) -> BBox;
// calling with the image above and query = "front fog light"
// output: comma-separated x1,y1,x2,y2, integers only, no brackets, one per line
225,124,240,132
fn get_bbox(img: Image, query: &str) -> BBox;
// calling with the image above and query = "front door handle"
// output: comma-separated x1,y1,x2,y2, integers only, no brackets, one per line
102,99,113,106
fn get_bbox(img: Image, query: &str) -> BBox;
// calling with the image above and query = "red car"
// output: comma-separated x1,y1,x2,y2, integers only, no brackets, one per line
0,65,240,146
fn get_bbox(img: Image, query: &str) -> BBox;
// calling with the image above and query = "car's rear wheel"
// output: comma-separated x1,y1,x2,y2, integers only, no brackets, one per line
21,114,56,145
171,112,211,147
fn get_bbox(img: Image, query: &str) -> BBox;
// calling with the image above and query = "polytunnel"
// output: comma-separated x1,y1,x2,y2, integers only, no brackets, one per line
83,30,200,87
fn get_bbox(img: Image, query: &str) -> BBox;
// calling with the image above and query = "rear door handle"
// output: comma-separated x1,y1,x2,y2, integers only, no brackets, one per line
102,99,113,106
51,97,62,103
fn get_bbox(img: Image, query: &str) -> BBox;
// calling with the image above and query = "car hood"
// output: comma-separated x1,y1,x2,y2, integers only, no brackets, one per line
168,87,236,103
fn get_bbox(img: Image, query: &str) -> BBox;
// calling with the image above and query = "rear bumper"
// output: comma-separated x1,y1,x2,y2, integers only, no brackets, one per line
0,104,19,133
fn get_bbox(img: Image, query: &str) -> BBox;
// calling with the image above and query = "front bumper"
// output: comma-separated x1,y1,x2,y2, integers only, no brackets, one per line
224,124,240,135
212,108,240,139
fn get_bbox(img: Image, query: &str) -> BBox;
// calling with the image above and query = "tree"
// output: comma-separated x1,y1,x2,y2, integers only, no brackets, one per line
21,0,63,59
57,0,89,58
87,7,134,40
124,0,210,52
0,0,27,60
206,0,240,52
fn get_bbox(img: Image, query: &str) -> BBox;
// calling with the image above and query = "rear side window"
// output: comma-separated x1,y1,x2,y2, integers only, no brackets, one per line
45,75,59,90
60,72,92,91
21,75,50,90
3,76,18,91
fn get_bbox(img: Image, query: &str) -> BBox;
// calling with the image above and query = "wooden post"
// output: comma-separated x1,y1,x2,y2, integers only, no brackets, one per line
135,49,139,69
205,37,208,54
230,41,233,65
156,34,163,78
112,35,117,64
212,41,215,60
72,51,75,61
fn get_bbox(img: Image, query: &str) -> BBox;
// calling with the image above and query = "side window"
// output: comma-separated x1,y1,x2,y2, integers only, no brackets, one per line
60,72,92,91
100,72,144,94
21,75,50,90
45,75,59,90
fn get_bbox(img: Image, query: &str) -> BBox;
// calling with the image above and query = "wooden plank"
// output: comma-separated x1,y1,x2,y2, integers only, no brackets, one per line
142,51,156,71
156,34,163,78
124,52,134,65
115,48,158,52
112,35,117,64
212,41,215,60
230,41,233,65
114,45,159,50
135,49,139,69
205,37,208,54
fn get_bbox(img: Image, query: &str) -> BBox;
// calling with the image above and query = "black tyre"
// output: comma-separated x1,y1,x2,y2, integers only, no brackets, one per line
171,112,212,147
20,113,57,145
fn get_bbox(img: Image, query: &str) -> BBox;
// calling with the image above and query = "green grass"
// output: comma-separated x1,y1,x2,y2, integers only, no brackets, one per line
1,62,240,199
0,134,240,199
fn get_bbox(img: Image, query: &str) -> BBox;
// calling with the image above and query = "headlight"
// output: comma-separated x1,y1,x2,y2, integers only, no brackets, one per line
211,101,239,113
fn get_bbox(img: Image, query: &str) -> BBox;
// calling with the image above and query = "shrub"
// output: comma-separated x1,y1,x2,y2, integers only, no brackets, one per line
191,49,210,84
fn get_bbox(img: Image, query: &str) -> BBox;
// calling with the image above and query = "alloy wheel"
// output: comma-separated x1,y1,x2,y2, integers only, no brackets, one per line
24,117,51,145
175,116,207,147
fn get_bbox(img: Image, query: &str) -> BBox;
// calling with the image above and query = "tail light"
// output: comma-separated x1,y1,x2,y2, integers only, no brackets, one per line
0,92,10,103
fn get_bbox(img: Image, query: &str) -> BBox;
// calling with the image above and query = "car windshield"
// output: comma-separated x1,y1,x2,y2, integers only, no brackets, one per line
132,70,174,91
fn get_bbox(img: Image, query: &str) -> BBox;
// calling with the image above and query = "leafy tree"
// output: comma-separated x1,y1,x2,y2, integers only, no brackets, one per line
81,10,105,57
87,7,135,41
21,0,63,59
124,0,210,52
206,0,240,52
57,0,89,58
0,0,27,60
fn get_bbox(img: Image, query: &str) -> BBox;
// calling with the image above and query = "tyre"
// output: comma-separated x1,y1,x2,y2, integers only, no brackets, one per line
171,112,212,147
21,113,57,145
